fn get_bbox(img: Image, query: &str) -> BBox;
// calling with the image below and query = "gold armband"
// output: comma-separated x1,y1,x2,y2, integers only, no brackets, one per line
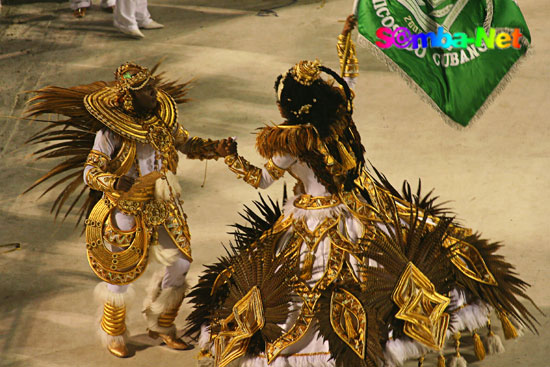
85,167,118,193
337,34,359,78
224,154,262,188
264,159,285,180
86,150,110,171
181,136,221,160
173,124,190,149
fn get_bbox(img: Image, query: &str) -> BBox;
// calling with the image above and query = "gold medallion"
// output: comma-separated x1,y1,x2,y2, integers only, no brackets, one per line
143,199,168,226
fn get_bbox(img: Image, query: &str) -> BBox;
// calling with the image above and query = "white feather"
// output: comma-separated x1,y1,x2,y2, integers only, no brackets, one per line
486,333,505,354
198,324,212,350
447,289,490,335
448,355,467,367
93,281,135,307
151,244,181,266
142,271,188,335
448,302,491,334
384,338,429,366
154,171,182,201
235,353,335,367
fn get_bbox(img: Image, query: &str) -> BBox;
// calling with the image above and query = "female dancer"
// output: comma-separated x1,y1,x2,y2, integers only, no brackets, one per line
186,16,537,367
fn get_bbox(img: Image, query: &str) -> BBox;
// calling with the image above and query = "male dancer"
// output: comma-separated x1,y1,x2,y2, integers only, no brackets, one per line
25,62,234,357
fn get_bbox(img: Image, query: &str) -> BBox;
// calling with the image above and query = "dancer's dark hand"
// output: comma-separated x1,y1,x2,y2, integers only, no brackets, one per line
216,137,237,157
115,175,135,192
342,15,357,36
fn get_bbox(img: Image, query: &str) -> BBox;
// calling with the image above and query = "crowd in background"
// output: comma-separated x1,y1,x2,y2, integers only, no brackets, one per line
0,0,164,39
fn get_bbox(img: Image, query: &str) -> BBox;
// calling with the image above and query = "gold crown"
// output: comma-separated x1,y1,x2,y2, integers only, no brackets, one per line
115,62,151,91
291,60,321,86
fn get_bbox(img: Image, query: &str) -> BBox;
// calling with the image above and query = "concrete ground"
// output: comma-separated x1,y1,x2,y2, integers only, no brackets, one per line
0,0,548,366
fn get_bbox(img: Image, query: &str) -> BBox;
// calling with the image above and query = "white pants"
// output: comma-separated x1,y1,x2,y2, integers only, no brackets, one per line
114,0,152,32
106,209,190,294
70,0,115,10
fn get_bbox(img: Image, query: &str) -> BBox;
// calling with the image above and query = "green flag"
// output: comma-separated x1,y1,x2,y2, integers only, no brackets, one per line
355,0,531,127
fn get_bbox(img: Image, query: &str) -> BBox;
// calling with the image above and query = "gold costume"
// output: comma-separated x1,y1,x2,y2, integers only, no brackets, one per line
186,32,538,367
83,82,218,284
24,61,228,357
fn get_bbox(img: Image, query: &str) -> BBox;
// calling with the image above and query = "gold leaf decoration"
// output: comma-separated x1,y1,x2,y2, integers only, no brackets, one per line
444,238,498,286
330,289,367,359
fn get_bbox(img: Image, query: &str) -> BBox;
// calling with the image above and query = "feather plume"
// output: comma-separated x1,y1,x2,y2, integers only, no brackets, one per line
360,199,456,345
368,164,451,216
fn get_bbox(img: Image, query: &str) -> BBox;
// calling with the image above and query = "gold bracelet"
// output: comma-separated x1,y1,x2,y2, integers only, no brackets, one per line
264,158,286,180
224,154,262,188
337,34,359,78
85,167,118,193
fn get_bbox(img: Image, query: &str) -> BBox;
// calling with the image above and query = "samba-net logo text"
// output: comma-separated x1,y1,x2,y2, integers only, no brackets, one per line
376,26,524,50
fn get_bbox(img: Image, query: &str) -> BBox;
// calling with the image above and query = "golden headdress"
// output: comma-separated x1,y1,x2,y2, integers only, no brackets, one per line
276,59,322,103
83,62,178,143
291,59,321,86
115,62,152,92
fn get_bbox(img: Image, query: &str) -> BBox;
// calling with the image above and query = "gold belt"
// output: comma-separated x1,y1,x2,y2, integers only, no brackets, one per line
293,194,341,210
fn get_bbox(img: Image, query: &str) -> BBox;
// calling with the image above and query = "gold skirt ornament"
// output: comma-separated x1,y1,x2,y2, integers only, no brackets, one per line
86,197,150,285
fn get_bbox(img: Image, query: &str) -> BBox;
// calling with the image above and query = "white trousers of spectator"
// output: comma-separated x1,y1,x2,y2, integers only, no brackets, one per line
70,0,115,10
114,0,153,32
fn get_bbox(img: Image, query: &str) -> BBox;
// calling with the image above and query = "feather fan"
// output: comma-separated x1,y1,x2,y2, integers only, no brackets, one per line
185,194,292,357
360,198,456,342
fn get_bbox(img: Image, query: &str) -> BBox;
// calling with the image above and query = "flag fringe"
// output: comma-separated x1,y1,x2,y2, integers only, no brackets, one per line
483,0,493,31
356,34,532,129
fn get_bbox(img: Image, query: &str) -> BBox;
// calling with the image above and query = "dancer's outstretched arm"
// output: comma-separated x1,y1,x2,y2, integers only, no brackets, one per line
224,149,295,189
174,124,235,160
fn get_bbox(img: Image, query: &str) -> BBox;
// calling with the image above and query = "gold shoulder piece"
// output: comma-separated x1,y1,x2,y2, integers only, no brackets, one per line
173,124,190,148
109,139,137,176
84,88,178,143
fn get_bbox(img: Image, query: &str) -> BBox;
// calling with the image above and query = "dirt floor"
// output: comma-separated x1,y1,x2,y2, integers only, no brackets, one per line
0,0,548,366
